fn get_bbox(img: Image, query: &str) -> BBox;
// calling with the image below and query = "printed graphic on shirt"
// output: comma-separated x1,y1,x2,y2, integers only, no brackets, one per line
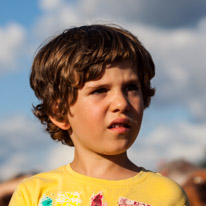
55,192,82,206
118,197,151,206
90,192,108,206
38,195,53,206
38,192,151,206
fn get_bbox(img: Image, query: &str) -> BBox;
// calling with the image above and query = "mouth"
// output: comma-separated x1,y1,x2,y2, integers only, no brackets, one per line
108,118,131,130
108,123,130,129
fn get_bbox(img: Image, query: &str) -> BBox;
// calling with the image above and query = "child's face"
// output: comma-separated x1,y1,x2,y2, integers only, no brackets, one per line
67,60,144,156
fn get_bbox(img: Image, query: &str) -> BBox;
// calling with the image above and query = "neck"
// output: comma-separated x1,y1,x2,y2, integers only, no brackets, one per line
70,149,140,180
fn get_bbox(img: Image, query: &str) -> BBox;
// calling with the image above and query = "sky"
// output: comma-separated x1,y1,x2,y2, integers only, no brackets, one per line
0,0,206,180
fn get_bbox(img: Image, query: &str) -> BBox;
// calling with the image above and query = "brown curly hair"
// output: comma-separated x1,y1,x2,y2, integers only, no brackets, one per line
30,24,155,146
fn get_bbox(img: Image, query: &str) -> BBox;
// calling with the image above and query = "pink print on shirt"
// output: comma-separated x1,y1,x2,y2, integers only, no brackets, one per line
90,192,108,206
118,197,151,206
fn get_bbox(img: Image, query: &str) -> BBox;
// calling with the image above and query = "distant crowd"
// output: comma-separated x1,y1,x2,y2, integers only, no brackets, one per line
0,172,36,206
158,159,206,206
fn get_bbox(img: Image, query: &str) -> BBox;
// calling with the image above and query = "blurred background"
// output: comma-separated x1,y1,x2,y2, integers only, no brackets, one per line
0,0,206,182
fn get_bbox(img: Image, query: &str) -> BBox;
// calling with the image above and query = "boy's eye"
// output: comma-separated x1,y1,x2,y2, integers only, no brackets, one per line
91,88,108,95
125,84,139,92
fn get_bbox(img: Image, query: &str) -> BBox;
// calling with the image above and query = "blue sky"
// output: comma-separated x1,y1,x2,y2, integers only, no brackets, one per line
0,0,206,180
0,1,40,26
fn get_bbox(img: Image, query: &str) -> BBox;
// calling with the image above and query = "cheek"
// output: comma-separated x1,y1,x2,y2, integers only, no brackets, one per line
87,99,107,114
86,105,105,124
79,103,105,126
130,96,144,112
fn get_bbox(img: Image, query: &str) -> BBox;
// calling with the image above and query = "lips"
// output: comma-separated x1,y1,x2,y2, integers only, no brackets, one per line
108,118,131,129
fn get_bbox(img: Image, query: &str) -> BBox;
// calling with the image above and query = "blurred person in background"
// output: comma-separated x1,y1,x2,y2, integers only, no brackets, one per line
0,173,36,206
159,159,206,206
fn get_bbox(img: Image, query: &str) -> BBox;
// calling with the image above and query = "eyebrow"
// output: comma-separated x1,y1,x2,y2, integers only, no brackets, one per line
124,79,140,85
85,78,140,90
85,83,109,90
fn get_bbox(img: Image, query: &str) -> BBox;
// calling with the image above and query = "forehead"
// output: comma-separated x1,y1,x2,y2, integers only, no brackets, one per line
85,61,139,87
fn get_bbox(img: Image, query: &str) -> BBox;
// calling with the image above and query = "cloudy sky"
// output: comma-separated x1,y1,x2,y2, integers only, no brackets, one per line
0,0,206,180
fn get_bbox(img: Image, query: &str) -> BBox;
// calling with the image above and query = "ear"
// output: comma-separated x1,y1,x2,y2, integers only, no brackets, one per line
49,116,70,130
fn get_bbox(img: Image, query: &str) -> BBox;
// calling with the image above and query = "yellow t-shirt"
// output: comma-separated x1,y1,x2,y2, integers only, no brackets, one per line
9,164,189,206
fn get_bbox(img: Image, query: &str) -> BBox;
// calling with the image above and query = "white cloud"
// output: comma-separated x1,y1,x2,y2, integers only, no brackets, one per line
78,0,206,28
129,121,206,170
47,144,74,169
39,0,63,10
33,0,83,40
0,115,45,148
0,115,75,180
0,154,30,180
0,115,54,180
0,114,74,180
0,23,26,74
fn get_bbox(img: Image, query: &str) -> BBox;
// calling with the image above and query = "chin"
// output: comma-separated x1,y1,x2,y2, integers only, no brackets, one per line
100,145,131,156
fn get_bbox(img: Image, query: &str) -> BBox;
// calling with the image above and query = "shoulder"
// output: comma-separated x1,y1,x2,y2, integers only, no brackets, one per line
145,170,184,192
20,165,67,186
9,165,67,206
142,170,189,205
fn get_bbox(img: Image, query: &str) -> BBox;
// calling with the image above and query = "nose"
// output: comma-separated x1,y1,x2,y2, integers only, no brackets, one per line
110,90,129,113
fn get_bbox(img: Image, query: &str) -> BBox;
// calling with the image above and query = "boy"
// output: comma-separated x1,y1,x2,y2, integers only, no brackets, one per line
10,24,189,206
